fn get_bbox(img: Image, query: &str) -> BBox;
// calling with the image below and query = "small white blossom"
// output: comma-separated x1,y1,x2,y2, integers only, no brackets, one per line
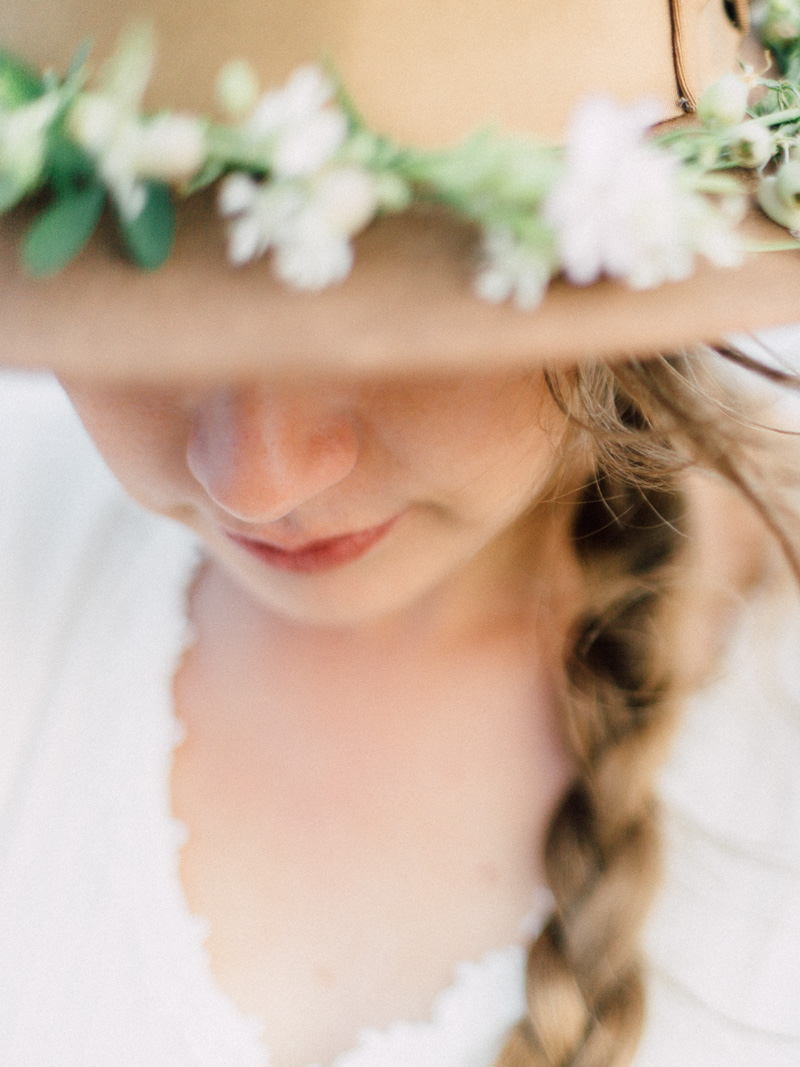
87,123,148,219
0,92,60,193
248,66,333,135
697,74,750,128
132,114,207,180
69,93,118,150
544,96,744,292
757,157,800,232
219,173,304,264
684,195,746,269
760,0,800,47
776,158,800,208
726,121,775,168
68,32,206,220
273,224,354,289
311,167,379,235
218,171,260,217
102,25,157,112
219,164,379,289
475,227,552,309
244,65,348,178
215,60,260,119
758,166,800,230
272,109,348,178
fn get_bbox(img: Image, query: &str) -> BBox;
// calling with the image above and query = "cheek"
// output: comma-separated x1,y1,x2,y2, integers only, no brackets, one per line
378,374,565,520
60,383,195,513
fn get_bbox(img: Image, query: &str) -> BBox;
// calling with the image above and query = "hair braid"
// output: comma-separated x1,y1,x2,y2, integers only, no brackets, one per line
495,362,694,1067
495,347,800,1067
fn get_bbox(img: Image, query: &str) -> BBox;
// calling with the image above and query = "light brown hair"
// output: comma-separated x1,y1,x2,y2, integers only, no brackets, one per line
495,350,798,1067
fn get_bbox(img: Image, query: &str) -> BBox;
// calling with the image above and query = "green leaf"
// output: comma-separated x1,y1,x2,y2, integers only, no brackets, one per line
22,184,105,276
183,158,225,195
45,125,96,191
0,49,45,107
118,182,175,270
0,174,27,213
66,39,93,84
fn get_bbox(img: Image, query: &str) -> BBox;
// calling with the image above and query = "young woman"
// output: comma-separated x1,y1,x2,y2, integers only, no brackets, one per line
1,1,799,1065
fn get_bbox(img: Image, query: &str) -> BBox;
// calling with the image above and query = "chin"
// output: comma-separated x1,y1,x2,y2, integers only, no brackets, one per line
213,532,475,630
229,565,437,628
200,508,497,631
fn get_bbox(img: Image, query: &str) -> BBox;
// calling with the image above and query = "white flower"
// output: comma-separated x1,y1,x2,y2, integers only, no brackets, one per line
684,194,746,269
697,74,750,128
219,173,305,263
270,168,379,289
215,59,260,119
475,227,552,309
68,31,206,220
101,24,157,112
0,92,60,194
760,0,800,47
248,66,333,135
244,65,348,178
274,225,354,289
69,93,118,150
544,96,743,292
218,163,380,290
757,165,800,231
726,121,775,168
218,171,260,217
132,114,207,181
310,167,379,235
272,109,348,178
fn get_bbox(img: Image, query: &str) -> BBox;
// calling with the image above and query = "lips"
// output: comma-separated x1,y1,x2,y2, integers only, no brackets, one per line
226,515,400,573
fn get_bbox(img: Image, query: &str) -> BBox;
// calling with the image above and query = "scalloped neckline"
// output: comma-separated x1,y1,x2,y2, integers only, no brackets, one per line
160,545,551,1067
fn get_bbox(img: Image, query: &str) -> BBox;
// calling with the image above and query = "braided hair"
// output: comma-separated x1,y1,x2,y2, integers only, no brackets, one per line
494,349,796,1067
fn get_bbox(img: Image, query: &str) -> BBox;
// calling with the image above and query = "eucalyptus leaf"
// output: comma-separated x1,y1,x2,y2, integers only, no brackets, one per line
0,49,44,107
46,126,96,191
0,174,27,213
118,182,176,270
22,184,105,276
66,39,93,84
183,158,225,195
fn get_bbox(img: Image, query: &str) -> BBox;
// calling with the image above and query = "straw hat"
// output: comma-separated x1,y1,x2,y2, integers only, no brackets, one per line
2,0,800,381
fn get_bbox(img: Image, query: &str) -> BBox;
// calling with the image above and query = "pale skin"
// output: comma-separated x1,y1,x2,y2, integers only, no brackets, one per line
59,369,579,1067
57,367,761,1067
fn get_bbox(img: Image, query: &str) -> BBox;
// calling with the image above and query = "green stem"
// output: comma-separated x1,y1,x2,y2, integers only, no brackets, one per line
742,238,800,252
754,107,800,127
689,171,742,192
204,123,273,171
656,128,705,145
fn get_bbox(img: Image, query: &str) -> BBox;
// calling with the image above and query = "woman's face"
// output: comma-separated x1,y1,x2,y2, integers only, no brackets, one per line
60,371,568,627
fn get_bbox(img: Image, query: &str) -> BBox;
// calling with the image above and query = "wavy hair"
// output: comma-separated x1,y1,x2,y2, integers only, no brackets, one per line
493,349,799,1067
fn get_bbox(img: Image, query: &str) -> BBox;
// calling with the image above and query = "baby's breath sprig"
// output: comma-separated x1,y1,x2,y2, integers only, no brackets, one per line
4,8,800,305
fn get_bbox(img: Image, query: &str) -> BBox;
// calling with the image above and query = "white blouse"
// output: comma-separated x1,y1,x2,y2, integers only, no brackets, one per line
0,374,798,1067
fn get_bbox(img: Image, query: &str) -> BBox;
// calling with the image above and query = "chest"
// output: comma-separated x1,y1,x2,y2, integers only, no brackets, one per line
170,615,570,1067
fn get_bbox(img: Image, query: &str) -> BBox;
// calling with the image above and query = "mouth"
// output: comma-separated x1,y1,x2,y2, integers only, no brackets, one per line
226,515,401,573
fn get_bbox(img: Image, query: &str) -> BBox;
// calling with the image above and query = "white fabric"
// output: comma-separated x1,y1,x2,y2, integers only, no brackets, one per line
0,374,798,1067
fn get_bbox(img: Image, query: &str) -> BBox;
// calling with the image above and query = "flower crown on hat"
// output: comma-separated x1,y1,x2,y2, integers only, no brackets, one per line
2,0,800,309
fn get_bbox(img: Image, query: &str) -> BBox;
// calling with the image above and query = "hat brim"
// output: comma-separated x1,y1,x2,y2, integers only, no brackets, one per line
3,190,800,383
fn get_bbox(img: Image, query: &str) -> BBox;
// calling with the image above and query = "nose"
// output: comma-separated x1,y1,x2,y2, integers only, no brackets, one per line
186,386,359,523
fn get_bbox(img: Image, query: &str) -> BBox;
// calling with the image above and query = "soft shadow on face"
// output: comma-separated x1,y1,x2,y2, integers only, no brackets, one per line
59,370,569,628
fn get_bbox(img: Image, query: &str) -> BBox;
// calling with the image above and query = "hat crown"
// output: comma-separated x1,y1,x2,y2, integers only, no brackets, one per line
2,0,743,142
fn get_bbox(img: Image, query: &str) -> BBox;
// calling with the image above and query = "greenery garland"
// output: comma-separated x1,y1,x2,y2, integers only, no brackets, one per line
1,2,800,305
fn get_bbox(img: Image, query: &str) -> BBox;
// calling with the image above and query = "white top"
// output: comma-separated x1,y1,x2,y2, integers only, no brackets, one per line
0,374,798,1067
